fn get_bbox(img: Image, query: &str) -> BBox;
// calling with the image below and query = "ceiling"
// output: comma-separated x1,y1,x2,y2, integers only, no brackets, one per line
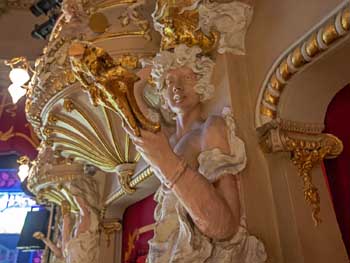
0,9,46,60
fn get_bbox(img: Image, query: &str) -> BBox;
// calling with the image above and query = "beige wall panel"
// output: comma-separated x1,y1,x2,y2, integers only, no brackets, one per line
0,10,46,60
280,41,350,123
246,0,345,105
218,0,349,259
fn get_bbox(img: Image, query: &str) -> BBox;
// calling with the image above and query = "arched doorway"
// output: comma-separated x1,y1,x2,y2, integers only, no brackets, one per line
324,84,350,257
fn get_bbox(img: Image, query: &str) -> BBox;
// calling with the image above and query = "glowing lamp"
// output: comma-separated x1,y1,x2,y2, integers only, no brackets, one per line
8,83,27,104
4,57,33,104
9,68,30,86
18,164,30,182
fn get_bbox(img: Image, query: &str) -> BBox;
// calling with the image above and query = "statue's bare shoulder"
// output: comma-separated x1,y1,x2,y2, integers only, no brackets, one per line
201,115,230,154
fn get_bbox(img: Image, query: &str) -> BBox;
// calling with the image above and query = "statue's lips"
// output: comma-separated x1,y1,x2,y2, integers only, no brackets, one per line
174,94,185,103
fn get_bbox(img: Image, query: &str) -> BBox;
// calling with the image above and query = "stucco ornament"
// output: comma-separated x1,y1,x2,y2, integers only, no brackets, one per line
151,0,253,54
198,0,253,54
62,198,100,263
61,0,87,23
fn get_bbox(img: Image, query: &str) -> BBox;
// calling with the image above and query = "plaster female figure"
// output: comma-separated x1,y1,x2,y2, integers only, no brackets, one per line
124,44,267,263
33,196,100,263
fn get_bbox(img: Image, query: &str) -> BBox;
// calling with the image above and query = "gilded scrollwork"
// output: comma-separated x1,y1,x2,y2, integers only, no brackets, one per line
283,134,342,225
69,42,160,136
258,119,343,226
152,0,219,53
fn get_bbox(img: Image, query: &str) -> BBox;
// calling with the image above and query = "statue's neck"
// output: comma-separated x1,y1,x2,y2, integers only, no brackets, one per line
175,105,203,139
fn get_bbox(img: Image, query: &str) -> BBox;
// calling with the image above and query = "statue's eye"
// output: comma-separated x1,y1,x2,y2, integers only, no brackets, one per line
185,74,194,81
165,79,172,86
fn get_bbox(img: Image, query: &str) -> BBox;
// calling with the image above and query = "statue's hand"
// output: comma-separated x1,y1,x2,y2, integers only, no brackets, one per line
33,231,45,240
123,123,178,181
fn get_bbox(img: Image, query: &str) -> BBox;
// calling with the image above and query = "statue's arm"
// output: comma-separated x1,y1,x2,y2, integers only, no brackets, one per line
44,238,64,259
75,196,92,236
124,116,241,240
213,0,254,5
61,214,73,251
169,117,241,240
34,232,64,259
172,169,240,240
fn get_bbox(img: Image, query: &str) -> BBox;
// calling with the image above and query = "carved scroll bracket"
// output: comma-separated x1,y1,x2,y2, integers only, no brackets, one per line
258,119,343,226
116,163,136,194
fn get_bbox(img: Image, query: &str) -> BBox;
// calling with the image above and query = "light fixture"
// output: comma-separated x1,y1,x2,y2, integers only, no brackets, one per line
9,68,30,86
8,84,27,104
4,57,33,104
17,156,31,182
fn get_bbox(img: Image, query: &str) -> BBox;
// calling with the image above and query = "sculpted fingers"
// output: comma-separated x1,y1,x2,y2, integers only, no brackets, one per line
122,120,139,138
139,128,154,139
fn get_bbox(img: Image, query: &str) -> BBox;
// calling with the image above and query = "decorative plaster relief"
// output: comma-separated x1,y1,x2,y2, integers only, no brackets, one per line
258,119,343,225
255,1,350,127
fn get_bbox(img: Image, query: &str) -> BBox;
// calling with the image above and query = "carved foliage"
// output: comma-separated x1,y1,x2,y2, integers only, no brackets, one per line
259,119,343,225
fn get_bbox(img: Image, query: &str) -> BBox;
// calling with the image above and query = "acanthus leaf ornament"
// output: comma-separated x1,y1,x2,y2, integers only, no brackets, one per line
258,119,343,226
283,134,343,226
152,0,219,53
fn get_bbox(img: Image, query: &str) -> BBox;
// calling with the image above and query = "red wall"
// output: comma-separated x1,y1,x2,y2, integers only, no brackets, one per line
324,84,350,257
122,194,157,263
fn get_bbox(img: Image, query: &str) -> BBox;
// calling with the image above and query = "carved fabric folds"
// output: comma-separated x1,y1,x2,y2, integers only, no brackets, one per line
146,109,267,263
63,213,100,263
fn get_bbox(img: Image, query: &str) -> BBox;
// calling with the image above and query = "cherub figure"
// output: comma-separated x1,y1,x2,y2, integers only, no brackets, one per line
123,44,267,262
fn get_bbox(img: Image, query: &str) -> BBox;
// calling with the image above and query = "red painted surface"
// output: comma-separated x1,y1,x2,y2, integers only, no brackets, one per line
122,194,157,263
0,93,38,159
324,84,350,257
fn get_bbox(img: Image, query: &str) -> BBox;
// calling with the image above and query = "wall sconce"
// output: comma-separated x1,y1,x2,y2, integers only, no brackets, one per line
4,57,33,104
17,155,31,182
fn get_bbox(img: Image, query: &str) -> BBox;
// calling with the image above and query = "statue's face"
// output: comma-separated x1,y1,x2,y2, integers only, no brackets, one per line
164,66,200,114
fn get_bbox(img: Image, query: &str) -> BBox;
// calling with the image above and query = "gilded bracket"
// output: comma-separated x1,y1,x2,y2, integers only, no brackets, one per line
258,119,343,226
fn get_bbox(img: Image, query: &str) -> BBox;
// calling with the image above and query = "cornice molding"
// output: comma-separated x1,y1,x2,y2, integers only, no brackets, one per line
255,1,350,128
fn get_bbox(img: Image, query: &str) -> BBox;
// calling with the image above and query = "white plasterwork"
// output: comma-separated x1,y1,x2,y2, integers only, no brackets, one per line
198,1,253,54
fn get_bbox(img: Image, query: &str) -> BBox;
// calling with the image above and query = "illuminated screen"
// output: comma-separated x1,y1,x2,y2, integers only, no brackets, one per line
0,192,36,234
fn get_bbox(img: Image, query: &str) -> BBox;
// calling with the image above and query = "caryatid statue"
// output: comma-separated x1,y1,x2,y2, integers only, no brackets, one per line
68,0,267,261
118,0,267,261
124,43,267,262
